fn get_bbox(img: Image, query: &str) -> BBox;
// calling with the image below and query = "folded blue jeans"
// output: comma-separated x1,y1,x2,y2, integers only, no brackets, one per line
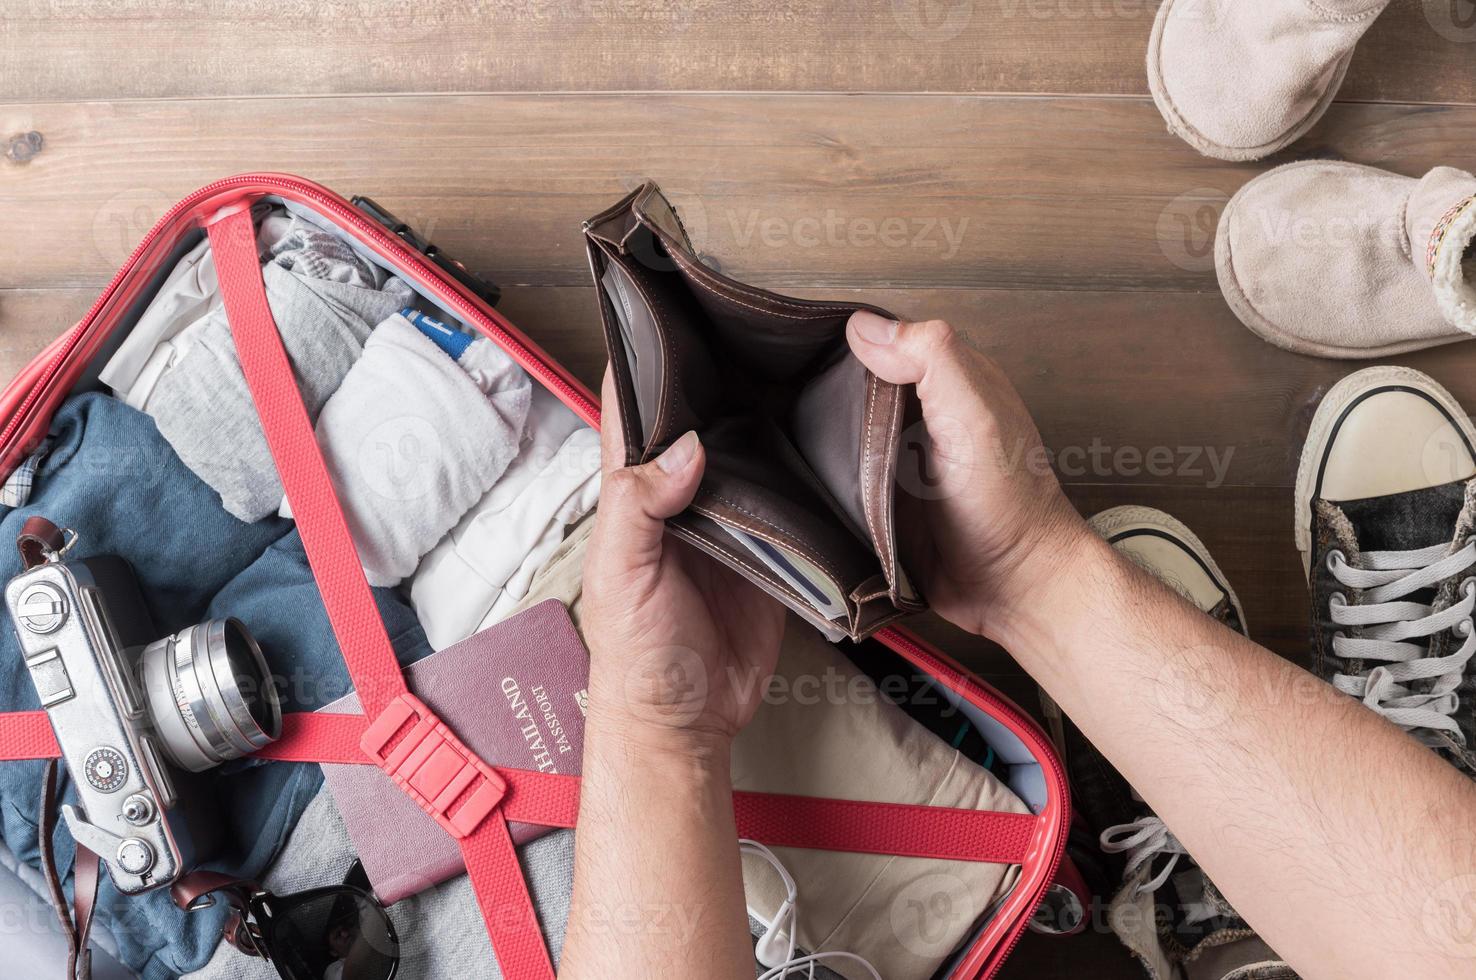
0,394,431,979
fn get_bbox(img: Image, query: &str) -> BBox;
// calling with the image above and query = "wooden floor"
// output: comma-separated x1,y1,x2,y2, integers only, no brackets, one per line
4,3,1475,976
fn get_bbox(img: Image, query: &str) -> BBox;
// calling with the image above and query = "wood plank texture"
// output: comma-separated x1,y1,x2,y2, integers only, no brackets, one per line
2,5,1471,975
18,283,1476,496
4,93,1475,293
1,1,1469,103
0,283,1398,667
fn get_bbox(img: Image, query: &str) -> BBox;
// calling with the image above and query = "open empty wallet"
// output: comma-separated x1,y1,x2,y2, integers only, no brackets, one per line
584,181,927,640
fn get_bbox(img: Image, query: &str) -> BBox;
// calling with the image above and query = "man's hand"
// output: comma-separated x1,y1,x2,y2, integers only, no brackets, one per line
582,371,786,752
846,310,1089,639
564,371,783,980
845,311,1476,980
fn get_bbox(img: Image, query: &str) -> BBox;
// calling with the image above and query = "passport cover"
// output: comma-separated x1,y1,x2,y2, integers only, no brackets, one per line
319,598,589,904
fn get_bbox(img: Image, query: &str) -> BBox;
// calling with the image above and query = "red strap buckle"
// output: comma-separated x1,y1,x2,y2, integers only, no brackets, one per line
360,693,507,839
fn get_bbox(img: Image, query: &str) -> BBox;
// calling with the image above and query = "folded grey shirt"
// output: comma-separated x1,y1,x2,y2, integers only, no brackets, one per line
147,263,412,521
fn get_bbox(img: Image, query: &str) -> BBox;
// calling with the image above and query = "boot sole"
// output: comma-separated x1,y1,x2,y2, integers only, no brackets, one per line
1147,0,1357,163
1216,161,1470,359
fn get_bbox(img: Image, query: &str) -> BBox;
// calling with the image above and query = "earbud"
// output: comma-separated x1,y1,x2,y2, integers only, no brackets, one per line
753,905,793,969
753,891,798,969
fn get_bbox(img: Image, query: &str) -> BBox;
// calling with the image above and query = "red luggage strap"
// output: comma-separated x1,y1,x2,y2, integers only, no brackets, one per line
0,204,1049,980
207,207,556,978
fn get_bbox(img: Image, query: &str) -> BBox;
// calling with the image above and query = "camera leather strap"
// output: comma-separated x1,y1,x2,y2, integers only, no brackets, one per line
37,759,99,980
17,515,66,570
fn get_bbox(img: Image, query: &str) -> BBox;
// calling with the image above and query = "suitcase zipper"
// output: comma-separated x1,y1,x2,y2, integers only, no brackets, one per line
0,173,599,456
2,174,1066,979
878,626,1071,979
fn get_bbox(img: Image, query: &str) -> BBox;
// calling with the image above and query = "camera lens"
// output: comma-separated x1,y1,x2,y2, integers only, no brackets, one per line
140,618,282,772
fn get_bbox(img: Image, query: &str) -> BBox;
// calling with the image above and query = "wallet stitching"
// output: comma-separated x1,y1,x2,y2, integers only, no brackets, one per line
881,380,904,592
695,492,850,589
673,517,822,618
861,372,891,577
689,528,840,637
666,246,856,319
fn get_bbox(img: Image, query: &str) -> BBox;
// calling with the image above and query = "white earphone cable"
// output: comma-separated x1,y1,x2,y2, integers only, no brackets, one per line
740,839,883,980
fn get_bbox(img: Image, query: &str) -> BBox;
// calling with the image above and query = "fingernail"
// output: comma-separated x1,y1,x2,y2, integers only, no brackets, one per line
850,310,899,345
657,430,699,473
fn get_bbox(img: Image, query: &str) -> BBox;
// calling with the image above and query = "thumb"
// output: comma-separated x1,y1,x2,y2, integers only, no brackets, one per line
845,310,968,388
593,430,705,572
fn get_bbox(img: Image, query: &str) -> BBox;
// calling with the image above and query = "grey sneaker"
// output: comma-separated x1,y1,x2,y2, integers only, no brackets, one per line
1295,366,1476,777
1040,507,1296,980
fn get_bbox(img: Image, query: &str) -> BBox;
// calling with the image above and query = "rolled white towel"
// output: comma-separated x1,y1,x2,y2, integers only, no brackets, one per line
291,313,531,586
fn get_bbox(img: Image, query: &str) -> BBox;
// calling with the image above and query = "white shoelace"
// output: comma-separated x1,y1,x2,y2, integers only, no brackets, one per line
1099,816,1187,896
1100,816,1220,926
1326,539,1476,746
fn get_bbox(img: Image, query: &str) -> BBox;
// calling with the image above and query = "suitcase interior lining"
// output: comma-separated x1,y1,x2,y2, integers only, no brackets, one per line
61,198,1035,976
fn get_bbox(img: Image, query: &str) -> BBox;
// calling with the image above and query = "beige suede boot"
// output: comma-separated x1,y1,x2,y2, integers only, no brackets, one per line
1216,161,1476,358
1148,0,1390,161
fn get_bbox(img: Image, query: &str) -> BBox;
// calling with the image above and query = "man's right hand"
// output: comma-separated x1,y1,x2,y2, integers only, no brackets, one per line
846,310,1090,640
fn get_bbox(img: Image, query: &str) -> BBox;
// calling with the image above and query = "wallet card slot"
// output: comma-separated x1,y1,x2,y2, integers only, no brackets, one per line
599,262,663,445
787,348,873,548
586,181,928,638
591,236,722,460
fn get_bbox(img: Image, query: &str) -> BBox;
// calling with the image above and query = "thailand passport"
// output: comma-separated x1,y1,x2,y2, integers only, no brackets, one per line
319,598,589,903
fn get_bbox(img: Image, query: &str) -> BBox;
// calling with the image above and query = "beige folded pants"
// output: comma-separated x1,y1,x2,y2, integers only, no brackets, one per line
503,517,1027,980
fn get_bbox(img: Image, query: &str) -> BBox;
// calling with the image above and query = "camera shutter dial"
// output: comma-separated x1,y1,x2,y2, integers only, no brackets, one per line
83,746,128,793
16,582,68,634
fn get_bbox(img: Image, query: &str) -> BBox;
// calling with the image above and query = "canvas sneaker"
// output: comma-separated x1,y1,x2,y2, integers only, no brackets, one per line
1294,365,1476,777
1040,506,1297,980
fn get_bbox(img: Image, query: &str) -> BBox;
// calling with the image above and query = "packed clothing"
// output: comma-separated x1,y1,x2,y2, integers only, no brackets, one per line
0,207,1030,980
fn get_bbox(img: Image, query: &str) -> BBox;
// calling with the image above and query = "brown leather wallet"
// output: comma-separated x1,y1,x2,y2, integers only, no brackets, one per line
584,181,926,640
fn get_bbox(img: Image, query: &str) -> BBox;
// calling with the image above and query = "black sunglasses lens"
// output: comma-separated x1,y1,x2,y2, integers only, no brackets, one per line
269,889,398,980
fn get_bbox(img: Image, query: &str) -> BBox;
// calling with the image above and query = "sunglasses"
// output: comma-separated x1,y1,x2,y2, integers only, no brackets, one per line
186,863,400,980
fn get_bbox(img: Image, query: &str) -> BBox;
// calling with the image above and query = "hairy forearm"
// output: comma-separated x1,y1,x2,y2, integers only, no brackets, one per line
560,719,752,980
996,529,1476,980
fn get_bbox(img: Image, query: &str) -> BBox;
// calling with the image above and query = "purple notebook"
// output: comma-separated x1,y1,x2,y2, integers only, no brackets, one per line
319,598,589,904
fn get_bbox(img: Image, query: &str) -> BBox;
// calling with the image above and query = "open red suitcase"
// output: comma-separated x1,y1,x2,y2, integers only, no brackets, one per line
0,174,1077,979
